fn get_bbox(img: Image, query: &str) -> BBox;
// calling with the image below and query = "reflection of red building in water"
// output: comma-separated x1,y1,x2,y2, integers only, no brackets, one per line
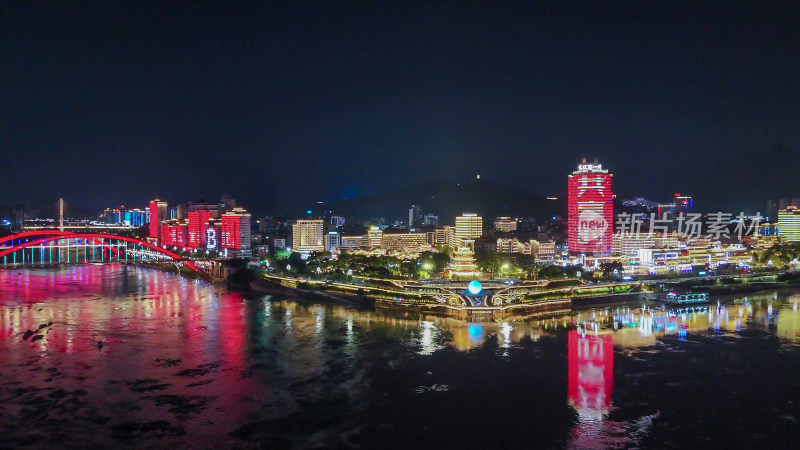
567,159,614,255
568,330,614,419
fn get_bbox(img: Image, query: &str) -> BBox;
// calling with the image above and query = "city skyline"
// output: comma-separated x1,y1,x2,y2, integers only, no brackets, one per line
4,3,800,447
2,2,799,214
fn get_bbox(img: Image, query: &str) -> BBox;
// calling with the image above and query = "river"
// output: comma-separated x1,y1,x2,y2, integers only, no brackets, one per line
1,264,800,448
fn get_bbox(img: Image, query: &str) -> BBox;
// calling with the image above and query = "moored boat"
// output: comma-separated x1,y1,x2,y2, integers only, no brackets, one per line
660,291,710,305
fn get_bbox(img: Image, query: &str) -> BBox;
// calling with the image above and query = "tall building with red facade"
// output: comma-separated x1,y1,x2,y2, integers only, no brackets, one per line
188,210,212,249
160,222,188,248
148,199,168,242
221,207,252,257
567,159,613,255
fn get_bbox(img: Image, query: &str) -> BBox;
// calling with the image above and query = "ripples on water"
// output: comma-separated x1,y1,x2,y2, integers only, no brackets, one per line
1,265,800,448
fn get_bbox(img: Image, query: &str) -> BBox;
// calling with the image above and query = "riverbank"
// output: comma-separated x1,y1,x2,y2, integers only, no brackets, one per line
243,270,800,316
248,272,625,316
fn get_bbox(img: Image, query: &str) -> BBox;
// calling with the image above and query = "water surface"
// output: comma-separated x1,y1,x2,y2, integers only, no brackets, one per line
1,265,800,448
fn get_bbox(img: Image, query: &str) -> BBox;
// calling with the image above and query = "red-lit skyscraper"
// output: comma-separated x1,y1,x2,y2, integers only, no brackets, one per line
220,207,252,257
148,199,168,242
188,210,212,249
160,222,188,248
568,159,614,255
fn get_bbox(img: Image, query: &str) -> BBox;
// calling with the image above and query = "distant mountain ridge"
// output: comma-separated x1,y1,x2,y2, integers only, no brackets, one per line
326,178,564,223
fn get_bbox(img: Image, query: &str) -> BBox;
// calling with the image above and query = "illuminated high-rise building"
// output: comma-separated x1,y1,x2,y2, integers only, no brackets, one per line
366,226,383,248
160,221,188,248
567,159,614,255
325,231,341,252
188,209,213,249
454,213,482,248
148,199,168,241
221,207,252,257
292,219,325,252
778,206,800,243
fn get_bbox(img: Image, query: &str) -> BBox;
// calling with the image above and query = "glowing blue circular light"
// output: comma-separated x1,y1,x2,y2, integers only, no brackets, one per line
467,280,482,295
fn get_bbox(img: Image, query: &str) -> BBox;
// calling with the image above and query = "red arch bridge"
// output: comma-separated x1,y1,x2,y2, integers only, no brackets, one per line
0,231,217,281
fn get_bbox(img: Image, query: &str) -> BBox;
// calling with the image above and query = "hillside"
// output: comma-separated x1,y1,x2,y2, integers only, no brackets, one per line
327,178,564,223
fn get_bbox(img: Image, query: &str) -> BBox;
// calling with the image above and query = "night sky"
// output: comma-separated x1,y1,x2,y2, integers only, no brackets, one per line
2,1,799,216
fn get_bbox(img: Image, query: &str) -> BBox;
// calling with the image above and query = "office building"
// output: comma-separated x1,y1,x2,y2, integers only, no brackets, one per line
494,217,517,232
454,213,482,248
160,221,188,248
221,207,252,257
340,235,365,251
292,219,325,252
612,232,679,256
124,208,147,227
778,206,800,243
382,232,428,252
567,159,613,255
188,210,213,249
422,214,439,226
534,240,556,260
103,208,123,224
148,199,168,241
325,231,341,252
431,226,452,247
766,200,779,222
409,205,421,227
366,226,383,248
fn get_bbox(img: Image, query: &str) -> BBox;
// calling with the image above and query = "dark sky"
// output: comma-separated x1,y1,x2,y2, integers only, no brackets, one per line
2,1,799,216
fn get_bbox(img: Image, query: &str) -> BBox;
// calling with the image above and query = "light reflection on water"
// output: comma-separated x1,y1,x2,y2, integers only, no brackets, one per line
1,265,800,448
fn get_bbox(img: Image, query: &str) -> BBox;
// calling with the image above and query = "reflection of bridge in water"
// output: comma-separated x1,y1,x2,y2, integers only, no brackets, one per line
0,231,219,281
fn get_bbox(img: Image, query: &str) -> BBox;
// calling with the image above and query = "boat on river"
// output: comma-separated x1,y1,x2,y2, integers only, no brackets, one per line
660,292,710,305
